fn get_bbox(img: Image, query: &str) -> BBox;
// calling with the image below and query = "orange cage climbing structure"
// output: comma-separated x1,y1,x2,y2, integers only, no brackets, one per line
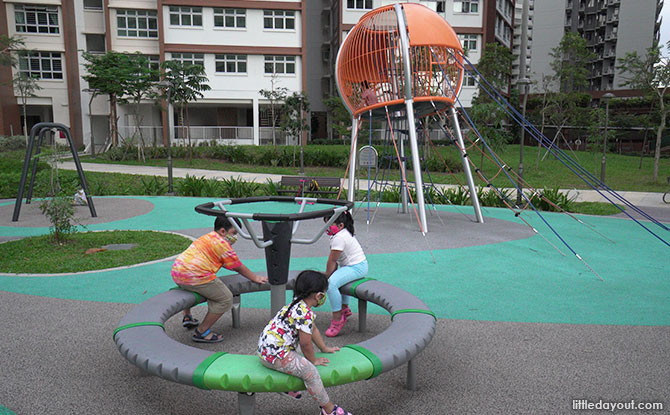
336,3,484,231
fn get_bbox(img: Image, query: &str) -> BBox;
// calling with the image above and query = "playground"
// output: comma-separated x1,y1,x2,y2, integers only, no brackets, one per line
1,3,669,414
0,194,669,414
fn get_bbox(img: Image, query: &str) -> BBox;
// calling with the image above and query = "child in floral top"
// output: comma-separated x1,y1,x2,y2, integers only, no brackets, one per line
258,270,353,415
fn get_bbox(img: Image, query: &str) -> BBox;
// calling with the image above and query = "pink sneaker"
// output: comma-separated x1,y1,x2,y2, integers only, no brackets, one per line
321,405,353,415
341,305,352,320
325,315,346,337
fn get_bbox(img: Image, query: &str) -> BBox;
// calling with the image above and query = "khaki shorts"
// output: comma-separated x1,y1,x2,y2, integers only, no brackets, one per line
178,278,233,315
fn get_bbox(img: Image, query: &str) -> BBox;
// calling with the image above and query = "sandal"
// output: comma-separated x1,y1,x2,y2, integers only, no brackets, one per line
192,328,224,343
182,314,199,329
277,391,302,400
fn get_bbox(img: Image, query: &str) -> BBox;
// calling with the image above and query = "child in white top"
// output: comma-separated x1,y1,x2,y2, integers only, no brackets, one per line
323,211,368,337
257,270,353,415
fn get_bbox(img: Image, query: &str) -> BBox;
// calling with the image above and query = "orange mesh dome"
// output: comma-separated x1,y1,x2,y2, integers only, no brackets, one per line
336,3,464,118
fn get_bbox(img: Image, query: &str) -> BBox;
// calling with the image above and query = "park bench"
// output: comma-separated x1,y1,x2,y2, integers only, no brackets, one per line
277,176,342,198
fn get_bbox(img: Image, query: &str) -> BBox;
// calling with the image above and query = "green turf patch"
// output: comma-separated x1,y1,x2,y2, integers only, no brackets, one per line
0,230,191,274
570,202,624,216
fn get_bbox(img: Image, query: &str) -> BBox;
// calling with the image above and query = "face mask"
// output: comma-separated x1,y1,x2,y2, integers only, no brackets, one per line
316,292,326,307
224,234,238,245
326,224,341,236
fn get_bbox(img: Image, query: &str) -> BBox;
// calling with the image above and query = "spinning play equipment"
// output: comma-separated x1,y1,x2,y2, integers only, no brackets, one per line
114,196,436,414
336,3,484,232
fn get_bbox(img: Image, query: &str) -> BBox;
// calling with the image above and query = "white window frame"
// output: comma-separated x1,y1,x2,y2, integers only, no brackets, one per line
463,72,477,87
169,6,203,27
116,9,158,38
346,0,373,10
214,8,246,28
15,4,59,34
263,10,295,30
83,0,103,11
18,51,63,80
453,0,479,13
264,55,296,75
458,34,478,52
215,54,247,74
170,53,205,68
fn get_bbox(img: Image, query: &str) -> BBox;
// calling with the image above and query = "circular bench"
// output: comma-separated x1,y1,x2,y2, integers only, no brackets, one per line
114,271,435,414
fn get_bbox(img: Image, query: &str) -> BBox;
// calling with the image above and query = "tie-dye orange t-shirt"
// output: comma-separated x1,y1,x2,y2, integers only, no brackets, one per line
171,231,242,286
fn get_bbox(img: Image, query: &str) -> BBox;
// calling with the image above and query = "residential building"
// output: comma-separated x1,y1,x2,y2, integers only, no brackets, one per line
528,0,662,93
512,0,533,85
0,0,307,148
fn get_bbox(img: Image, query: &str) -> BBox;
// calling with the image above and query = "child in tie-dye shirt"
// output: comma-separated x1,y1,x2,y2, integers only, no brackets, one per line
172,216,267,343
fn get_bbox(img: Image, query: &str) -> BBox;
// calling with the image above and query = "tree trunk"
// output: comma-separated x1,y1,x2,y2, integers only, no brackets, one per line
22,102,28,146
638,128,649,170
110,95,118,147
186,103,192,162
653,107,665,183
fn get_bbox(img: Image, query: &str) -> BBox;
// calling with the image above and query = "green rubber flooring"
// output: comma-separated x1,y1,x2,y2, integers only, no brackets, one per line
0,197,668,326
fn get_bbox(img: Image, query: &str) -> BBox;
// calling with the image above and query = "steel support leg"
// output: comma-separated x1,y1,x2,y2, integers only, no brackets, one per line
358,298,367,332
347,116,359,203
407,358,417,391
238,392,255,415
231,295,241,328
450,107,484,223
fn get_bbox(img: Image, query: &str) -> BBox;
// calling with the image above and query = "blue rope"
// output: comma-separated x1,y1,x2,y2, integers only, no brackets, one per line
459,52,670,246
458,52,670,240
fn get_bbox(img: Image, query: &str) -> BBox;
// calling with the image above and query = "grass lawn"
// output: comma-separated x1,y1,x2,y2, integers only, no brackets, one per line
79,144,670,192
0,230,192,274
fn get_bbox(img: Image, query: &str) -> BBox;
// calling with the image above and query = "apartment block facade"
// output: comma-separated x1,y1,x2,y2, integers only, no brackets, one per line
1,0,306,148
529,0,662,93
0,0,521,147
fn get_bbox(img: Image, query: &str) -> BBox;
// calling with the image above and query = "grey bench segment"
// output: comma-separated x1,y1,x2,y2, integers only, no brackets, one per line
277,176,342,197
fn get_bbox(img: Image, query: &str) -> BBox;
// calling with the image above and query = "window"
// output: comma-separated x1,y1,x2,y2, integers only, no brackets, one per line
463,72,477,87
169,6,202,27
453,0,479,13
143,55,160,70
19,51,62,80
171,53,205,67
347,0,373,9
214,8,245,28
458,34,477,52
83,0,103,10
215,54,247,73
15,5,59,34
437,1,446,13
117,9,158,38
263,10,295,30
85,34,106,53
264,55,296,74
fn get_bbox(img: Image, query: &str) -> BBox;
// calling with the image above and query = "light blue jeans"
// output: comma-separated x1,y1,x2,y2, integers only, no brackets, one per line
327,260,368,312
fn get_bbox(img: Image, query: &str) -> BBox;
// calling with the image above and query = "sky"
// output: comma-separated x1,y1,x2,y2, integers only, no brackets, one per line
660,2,670,47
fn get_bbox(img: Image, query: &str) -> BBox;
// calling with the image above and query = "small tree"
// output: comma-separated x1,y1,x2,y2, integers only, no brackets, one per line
159,60,211,161
83,51,137,147
0,34,23,67
549,32,595,93
259,72,288,145
280,91,309,167
119,53,159,162
12,70,41,144
617,42,670,183
324,94,352,141
475,42,514,100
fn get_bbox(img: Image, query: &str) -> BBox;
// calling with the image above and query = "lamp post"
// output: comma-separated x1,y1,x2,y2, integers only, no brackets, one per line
516,77,531,206
158,80,174,194
600,92,615,185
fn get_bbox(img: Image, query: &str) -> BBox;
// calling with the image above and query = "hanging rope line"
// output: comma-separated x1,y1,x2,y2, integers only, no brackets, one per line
430,48,604,280
456,51,670,244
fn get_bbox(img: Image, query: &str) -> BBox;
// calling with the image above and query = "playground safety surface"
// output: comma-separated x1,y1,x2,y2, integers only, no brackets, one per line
0,196,668,414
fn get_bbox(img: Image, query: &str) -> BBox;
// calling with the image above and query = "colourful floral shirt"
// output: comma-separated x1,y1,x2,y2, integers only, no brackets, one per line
257,300,314,363
171,231,242,286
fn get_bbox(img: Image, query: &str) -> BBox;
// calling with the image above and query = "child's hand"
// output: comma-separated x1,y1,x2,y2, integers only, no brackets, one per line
313,357,330,366
252,275,268,284
321,346,340,353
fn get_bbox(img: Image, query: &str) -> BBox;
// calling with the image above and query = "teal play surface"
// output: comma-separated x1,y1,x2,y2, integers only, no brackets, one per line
1,197,668,326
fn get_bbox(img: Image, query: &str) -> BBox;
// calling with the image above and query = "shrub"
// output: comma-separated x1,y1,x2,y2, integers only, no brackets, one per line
176,174,207,196
39,195,77,244
0,136,27,151
536,187,575,212
140,176,168,195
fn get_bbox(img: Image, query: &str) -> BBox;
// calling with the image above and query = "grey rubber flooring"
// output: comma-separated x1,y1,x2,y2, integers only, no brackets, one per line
1,291,668,415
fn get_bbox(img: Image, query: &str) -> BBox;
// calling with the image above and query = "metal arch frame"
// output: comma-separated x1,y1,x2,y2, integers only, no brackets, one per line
12,122,97,222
